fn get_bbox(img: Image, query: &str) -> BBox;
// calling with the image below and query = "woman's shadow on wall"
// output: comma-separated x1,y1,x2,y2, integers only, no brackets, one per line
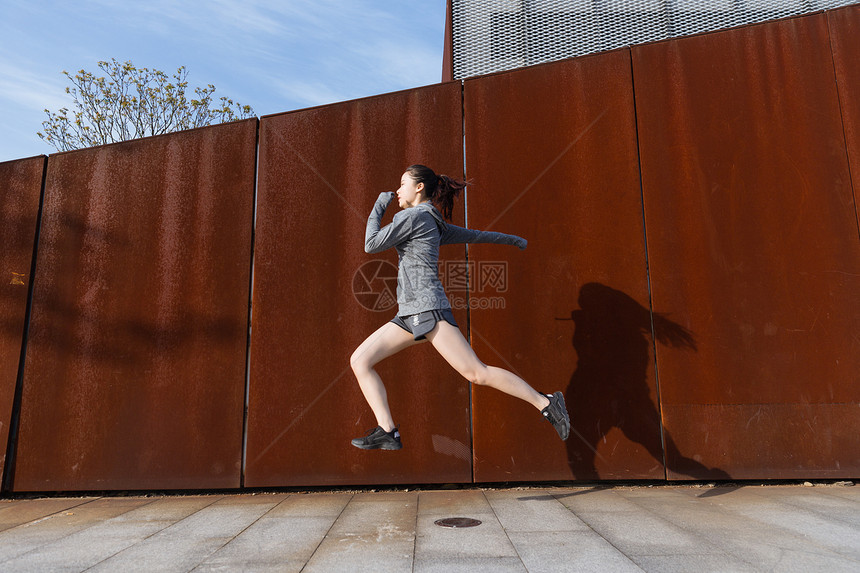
561,282,729,483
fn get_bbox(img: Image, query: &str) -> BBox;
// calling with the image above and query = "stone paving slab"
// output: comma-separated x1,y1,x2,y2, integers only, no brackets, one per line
0,497,153,565
88,495,280,573
413,489,520,572
302,492,416,572
485,490,590,533
508,530,642,573
0,496,218,572
415,513,518,561
414,555,527,573
0,498,96,533
195,493,349,573
0,484,856,572
417,489,495,516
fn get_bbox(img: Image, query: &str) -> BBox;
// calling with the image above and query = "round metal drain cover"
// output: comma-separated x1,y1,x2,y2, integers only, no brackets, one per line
434,517,482,528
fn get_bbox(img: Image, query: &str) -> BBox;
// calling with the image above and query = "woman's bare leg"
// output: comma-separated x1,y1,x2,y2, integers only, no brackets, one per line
350,322,422,431
426,321,550,410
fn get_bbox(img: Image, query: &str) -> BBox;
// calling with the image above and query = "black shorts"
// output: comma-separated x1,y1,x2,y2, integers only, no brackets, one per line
390,308,458,341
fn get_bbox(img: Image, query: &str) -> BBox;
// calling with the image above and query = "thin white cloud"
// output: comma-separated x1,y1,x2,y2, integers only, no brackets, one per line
209,0,289,35
353,38,443,87
0,60,70,112
270,77,351,109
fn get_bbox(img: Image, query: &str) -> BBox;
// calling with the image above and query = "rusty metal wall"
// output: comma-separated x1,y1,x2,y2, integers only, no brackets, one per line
11,120,257,492
828,4,860,233
633,13,860,479
1,10,858,492
463,50,667,482
0,156,45,483
246,83,472,487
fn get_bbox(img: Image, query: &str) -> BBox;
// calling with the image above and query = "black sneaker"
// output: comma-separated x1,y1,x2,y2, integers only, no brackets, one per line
541,392,570,441
351,426,403,450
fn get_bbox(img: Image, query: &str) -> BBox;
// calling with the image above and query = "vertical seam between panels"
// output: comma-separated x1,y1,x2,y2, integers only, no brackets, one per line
825,10,860,242
240,119,260,489
628,48,670,481
461,79,476,485
2,155,49,493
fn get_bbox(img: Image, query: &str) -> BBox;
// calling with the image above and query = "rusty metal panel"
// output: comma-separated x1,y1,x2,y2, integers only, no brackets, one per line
658,404,860,480
633,14,860,479
828,4,860,231
247,83,470,487
0,156,45,482
464,50,665,482
12,120,257,491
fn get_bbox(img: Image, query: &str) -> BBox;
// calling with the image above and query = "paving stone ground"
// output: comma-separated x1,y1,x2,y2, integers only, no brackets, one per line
0,483,857,572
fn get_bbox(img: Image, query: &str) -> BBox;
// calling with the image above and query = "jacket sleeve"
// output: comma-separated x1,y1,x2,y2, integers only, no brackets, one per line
364,192,413,253
440,224,527,250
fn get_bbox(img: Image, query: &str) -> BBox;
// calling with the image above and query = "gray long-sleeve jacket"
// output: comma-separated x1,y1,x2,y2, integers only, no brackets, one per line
365,191,526,317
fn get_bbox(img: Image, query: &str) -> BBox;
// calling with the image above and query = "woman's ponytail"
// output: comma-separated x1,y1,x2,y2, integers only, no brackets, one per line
405,164,466,221
434,174,466,221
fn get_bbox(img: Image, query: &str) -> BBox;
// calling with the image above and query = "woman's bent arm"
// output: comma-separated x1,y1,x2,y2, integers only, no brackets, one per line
365,192,412,253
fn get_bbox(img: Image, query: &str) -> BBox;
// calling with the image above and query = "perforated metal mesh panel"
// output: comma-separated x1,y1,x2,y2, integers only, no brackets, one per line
451,0,854,79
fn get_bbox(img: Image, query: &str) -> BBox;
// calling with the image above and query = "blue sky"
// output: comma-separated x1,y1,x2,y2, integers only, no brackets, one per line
0,0,447,163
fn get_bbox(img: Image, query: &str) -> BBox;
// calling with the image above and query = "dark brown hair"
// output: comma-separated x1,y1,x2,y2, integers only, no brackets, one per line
405,164,466,221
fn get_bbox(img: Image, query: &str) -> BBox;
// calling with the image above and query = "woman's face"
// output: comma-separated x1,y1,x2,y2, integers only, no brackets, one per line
396,171,425,209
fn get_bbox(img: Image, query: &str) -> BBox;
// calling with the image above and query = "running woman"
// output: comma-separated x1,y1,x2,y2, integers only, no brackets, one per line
349,165,570,450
